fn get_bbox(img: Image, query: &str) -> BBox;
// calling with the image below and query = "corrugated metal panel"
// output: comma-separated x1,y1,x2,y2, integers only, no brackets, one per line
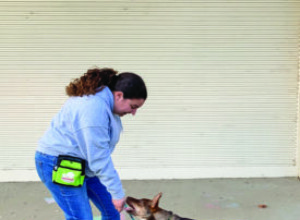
0,1,299,180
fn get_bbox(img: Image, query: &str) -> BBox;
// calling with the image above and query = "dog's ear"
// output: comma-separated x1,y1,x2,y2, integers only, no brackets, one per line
151,192,162,208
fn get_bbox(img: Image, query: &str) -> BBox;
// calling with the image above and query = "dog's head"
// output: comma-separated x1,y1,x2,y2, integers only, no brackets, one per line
125,193,162,220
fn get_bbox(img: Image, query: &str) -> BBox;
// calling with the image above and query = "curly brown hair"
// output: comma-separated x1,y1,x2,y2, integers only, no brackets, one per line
66,68,118,96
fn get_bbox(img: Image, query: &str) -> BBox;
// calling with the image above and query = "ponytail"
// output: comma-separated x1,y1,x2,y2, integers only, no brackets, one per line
66,68,118,96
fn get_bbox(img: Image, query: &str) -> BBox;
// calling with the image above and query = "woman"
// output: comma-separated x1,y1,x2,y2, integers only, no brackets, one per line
35,67,147,220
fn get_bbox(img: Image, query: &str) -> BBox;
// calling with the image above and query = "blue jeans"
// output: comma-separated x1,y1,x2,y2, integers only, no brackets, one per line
35,151,120,220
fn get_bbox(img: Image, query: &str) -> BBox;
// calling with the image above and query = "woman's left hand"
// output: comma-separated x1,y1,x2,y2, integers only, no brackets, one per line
112,197,126,212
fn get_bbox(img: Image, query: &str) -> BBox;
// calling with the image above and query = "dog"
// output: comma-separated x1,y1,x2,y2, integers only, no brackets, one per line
125,192,195,220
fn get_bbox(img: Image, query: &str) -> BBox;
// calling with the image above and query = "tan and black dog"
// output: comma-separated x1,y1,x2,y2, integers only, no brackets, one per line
125,193,195,220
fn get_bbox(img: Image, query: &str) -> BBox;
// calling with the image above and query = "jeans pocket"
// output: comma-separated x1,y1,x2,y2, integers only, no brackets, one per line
35,159,46,183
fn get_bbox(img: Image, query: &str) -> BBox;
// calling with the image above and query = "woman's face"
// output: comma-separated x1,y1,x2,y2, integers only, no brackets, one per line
113,91,145,117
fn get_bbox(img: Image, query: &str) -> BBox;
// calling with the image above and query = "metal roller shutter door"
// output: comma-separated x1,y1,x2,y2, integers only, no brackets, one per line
0,0,299,181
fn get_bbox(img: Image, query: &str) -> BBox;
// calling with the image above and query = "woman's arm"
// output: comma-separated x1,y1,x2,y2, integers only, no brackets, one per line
74,125,125,200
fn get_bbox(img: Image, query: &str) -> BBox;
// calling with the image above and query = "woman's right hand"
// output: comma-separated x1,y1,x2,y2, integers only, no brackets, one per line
112,197,126,212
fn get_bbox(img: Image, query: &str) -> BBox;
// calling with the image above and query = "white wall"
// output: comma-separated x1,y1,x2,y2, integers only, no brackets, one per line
0,0,299,181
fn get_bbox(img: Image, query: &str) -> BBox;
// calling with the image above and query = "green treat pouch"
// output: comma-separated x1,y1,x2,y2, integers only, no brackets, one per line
52,155,85,187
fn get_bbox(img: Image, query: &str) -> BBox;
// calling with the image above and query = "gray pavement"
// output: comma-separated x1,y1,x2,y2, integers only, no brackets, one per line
1,178,300,220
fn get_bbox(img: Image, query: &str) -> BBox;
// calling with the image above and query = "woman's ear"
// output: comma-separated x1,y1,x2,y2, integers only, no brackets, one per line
113,91,124,101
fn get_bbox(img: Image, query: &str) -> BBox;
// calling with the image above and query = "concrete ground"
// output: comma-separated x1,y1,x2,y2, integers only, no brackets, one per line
1,178,300,220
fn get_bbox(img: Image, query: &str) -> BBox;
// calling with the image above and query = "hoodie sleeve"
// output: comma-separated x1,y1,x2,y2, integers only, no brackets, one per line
74,125,125,199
